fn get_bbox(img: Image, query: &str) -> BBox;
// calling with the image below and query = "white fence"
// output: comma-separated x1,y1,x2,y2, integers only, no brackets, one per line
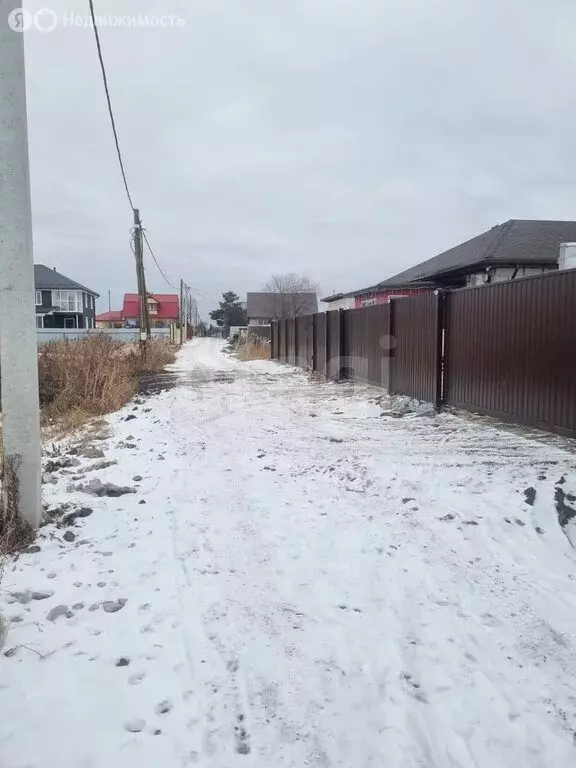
37,328,171,345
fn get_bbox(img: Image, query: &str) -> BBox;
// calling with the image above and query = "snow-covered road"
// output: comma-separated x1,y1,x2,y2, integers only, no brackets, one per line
3,338,576,767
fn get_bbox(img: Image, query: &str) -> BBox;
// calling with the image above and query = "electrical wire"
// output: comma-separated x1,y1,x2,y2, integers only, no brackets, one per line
88,0,135,211
142,230,178,291
88,0,178,296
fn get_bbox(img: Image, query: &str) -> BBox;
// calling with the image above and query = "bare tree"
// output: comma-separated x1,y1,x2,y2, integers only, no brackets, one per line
262,273,319,318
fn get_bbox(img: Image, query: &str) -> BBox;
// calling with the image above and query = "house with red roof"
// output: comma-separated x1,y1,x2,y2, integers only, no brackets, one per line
96,293,179,329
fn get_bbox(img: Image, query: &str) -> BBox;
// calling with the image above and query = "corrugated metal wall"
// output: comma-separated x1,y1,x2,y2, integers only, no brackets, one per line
390,293,441,405
445,271,576,436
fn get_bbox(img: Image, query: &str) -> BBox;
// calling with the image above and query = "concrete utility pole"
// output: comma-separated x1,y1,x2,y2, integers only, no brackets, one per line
133,208,150,346
0,6,42,527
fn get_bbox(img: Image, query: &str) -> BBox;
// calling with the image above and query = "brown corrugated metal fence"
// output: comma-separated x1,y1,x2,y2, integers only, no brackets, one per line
313,312,327,374
295,315,307,366
270,270,576,438
445,271,576,436
389,293,442,405
341,304,392,388
326,310,342,380
286,318,296,365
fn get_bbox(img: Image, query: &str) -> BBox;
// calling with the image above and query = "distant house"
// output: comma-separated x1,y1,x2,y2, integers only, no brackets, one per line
247,292,318,325
94,310,123,329
96,293,179,329
319,294,355,311
35,265,99,329
322,219,576,309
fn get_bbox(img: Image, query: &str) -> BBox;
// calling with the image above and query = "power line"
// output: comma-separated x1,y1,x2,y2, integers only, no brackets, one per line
88,0,178,297
142,230,178,290
88,0,135,211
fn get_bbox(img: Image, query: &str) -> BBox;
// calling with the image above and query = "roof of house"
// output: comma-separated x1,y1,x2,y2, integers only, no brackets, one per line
247,292,318,318
95,310,123,322
379,219,576,287
324,219,576,300
122,293,179,320
34,264,99,296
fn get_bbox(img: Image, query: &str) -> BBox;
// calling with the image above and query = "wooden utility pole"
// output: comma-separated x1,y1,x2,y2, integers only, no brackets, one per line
180,278,187,344
133,208,150,347
0,3,41,527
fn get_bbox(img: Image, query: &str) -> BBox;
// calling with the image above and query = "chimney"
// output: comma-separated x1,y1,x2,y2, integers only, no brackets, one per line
53,266,56,271
558,243,576,271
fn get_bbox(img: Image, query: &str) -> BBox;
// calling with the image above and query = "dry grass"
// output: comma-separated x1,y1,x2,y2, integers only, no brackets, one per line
39,336,138,425
38,336,176,428
236,336,271,361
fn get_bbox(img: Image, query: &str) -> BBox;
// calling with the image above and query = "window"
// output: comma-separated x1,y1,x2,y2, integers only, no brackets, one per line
52,290,82,312
148,302,158,314
35,290,42,306
36,315,43,328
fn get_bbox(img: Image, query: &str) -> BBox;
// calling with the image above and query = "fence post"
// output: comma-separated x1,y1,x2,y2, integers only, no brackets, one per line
435,291,446,410
312,314,316,370
338,308,346,380
388,299,396,394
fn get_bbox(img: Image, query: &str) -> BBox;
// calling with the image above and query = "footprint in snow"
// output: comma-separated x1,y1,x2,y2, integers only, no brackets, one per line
125,719,145,733
128,672,146,685
400,672,428,704
155,700,173,715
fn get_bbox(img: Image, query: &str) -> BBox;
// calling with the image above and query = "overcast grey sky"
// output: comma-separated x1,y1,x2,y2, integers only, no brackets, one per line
21,0,576,316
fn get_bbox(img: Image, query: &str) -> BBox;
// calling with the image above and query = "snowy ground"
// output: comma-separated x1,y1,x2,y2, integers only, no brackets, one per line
2,338,576,768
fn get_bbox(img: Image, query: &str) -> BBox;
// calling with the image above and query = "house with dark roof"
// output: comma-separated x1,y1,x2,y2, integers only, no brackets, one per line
321,220,576,309
247,292,318,324
34,265,99,329
95,293,179,329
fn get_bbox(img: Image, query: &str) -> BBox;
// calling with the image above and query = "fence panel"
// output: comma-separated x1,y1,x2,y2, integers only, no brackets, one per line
286,318,296,365
341,304,391,387
313,313,327,374
305,315,314,368
444,270,576,437
391,293,441,404
295,315,307,366
282,319,289,361
326,310,342,379
271,322,278,359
